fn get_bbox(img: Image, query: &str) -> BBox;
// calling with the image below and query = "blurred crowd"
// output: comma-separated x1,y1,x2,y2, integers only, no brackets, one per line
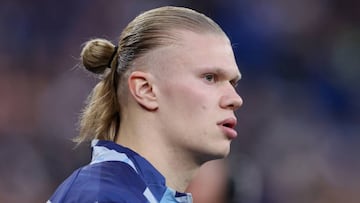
0,0,359,202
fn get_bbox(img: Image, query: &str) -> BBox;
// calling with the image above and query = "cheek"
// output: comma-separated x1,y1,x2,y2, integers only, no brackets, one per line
167,82,210,113
156,74,221,125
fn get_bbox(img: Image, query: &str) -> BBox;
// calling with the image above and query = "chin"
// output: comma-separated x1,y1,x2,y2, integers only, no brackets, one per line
214,150,230,159
197,148,230,164
213,142,231,158
191,140,231,163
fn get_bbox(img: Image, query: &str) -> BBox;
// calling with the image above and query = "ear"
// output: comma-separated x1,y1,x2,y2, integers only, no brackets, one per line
128,71,158,110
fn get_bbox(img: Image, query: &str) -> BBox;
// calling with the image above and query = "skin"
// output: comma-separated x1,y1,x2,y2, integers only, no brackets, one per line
186,159,229,203
116,30,243,192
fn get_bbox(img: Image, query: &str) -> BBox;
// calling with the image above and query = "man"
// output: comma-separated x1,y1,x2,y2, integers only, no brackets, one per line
48,6,242,203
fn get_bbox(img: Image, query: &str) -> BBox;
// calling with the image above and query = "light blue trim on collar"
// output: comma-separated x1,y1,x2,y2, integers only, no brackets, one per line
90,139,138,173
160,188,193,203
143,187,159,203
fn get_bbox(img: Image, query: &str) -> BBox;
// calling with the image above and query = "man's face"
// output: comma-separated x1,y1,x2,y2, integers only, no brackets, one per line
150,30,243,163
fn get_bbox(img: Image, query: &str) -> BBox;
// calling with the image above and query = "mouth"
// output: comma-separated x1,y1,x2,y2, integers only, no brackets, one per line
217,118,237,139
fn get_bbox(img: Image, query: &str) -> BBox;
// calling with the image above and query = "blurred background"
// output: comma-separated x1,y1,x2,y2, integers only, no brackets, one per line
0,0,359,202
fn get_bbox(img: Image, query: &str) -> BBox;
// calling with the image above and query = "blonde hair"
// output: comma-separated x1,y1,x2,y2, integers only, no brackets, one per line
76,6,225,143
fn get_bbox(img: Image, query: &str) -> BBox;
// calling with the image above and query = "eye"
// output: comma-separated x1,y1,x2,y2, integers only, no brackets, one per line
230,80,239,88
203,73,216,83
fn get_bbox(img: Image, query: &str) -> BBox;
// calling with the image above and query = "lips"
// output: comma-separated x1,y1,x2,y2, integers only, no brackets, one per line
217,117,238,139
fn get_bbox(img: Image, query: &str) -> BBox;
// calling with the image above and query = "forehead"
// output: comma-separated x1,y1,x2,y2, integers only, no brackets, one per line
148,30,241,79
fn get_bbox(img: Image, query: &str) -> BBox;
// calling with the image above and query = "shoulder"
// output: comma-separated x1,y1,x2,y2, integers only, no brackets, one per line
49,161,148,203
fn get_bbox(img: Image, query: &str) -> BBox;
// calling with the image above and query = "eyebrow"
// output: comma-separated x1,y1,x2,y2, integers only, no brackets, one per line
211,67,242,84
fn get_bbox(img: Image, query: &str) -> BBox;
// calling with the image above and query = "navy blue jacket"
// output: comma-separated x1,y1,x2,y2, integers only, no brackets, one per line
48,140,192,203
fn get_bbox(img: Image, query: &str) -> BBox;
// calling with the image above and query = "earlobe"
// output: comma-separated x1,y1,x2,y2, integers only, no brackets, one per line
128,71,158,110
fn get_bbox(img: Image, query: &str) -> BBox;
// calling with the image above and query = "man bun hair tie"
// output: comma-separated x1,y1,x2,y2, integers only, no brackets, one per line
108,46,119,69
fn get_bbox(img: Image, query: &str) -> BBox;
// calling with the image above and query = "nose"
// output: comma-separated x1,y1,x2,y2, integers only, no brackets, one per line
219,85,243,111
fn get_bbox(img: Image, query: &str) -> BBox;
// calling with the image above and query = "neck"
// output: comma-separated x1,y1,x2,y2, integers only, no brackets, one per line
150,145,200,192
116,114,200,192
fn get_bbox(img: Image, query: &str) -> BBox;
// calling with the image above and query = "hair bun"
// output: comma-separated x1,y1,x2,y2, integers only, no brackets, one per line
81,39,116,74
